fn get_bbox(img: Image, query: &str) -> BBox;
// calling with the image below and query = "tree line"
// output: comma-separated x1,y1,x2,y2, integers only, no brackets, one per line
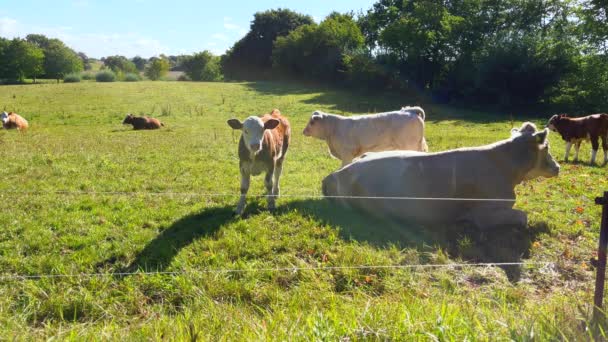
222,1,608,113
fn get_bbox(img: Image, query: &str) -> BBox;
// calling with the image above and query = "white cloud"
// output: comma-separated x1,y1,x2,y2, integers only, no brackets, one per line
211,33,228,41
0,17,18,37
0,17,170,58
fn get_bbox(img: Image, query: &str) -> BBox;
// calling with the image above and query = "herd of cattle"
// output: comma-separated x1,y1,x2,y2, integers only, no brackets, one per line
2,108,608,228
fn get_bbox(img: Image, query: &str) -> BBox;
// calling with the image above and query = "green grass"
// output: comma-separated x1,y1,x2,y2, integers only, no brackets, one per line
0,81,606,340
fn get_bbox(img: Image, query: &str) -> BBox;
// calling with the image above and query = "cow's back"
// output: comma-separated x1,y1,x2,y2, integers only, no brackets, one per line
261,111,291,159
350,111,425,152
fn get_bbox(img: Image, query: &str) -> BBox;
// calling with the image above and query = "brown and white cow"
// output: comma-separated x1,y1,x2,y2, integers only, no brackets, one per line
122,114,164,130
546,113,608,165
322,123,560,228
227,109,291,216
303,106,428,167
1,111,28,131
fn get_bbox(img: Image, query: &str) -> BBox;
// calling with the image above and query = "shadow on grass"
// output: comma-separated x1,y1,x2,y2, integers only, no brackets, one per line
278,199,549,281
124,205,238,272
243,81,516,124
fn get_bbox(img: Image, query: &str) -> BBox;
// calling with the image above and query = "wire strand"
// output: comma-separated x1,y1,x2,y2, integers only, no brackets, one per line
0,262,554,281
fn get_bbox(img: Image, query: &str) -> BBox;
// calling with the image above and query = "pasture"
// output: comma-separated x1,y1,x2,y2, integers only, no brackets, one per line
0,81,605,339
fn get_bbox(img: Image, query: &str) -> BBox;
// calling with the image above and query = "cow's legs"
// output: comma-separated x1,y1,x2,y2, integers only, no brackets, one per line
265,166,276,212
591,135,600,165
573,142,581,162
467,207,528,229
272,160,283,197
602,135,608,165
564,141,572,162
235,169,250,216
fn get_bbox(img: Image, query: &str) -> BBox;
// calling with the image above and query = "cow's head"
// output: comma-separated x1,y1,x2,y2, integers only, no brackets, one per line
303,111,325,138
227,116,280,154
516,128,560,180
545,114,567,132
510,122,538,137
122,114,134,125
1,111,9,124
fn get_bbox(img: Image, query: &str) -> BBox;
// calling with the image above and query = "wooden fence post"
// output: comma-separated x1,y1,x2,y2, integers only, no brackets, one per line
593,191,608,322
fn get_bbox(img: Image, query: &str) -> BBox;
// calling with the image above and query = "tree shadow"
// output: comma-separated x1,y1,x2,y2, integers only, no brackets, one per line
278,199,549,282
123,205,238,272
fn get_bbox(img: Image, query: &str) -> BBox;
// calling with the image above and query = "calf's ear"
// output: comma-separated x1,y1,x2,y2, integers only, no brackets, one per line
227,119,243,130
264,119,280,130
533,128,549,145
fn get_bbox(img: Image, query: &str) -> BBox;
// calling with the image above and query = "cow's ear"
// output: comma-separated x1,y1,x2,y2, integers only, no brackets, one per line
264,119,280,130
534,128,549,145
227,119,243,130
510,128,520,137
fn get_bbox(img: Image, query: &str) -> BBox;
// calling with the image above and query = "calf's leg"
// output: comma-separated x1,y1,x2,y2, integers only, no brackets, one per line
590,135,599,165
564,141,572,162
265,165,276,212
573,142,581,162
602,135,608,165
272,159,284,198
235,168,250,216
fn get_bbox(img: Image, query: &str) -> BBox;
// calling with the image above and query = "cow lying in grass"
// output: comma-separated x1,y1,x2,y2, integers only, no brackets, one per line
1,111,28,131
322,123,559,229
122,114,164,130
227,109,291,216
546,113,608,165
303,106,428,167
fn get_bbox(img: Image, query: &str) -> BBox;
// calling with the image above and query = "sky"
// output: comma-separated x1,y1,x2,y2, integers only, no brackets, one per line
0,0,376,59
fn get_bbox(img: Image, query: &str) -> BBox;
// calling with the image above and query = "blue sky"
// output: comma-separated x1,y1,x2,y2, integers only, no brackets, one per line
0,0,376,58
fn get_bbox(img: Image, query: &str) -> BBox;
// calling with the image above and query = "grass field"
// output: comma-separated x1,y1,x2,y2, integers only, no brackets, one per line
0,81,606,340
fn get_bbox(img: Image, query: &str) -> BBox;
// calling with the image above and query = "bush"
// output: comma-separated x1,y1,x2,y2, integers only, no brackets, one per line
80,72,94,80
63,73,81,83
124,73,140,82
95,70,116,82
177,74,190,81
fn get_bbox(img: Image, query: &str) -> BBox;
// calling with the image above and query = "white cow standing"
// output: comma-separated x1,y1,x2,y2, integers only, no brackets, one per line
322,123,560,229
303,106,428,166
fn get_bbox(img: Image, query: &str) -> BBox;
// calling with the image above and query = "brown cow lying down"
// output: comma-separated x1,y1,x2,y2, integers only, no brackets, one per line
1,111,28,131
122,114,164,130
227,109,291,216
322,123,560,229
546,113,608,165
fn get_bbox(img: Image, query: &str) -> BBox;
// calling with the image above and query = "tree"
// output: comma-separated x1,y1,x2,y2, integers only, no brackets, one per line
43,39,83,82
103,55,138,74
0,39,44,83
222,8,313,78
182,51,222,81
272,13,365,81
144,57,170,80
78,52,91,70
131,56,147,71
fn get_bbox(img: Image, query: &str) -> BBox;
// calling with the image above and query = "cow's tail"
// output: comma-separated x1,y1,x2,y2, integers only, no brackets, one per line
402,106,425,121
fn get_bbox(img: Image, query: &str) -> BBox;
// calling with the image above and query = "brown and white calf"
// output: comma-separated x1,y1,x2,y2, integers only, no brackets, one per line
546,113,608,165
1,111,28,131
227,109,291,216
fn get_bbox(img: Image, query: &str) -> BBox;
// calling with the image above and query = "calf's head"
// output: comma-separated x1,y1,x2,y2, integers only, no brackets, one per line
303,111,326,138
1,111,9,124
516,128,560,180
122,114,134,125
545,114,567,132
227,116,280,154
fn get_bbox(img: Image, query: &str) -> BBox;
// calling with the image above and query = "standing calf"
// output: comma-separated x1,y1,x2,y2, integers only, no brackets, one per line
1,111,28,131
122,114,164,130
227,109,291,216
303,106,428,167
546,113,608,165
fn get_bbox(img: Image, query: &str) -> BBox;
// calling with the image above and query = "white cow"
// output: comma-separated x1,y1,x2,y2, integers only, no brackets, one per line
322,123,560,228
303,106,428,166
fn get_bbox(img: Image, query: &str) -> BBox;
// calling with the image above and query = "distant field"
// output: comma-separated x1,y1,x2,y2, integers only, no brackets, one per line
0,81,605,339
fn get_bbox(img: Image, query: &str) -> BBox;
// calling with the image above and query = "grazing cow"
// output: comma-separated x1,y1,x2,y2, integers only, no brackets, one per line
303,106,428,166
322,124,560,228
1,111,28,131
122,114,164,130
546,113,608,165
227,109,291,216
